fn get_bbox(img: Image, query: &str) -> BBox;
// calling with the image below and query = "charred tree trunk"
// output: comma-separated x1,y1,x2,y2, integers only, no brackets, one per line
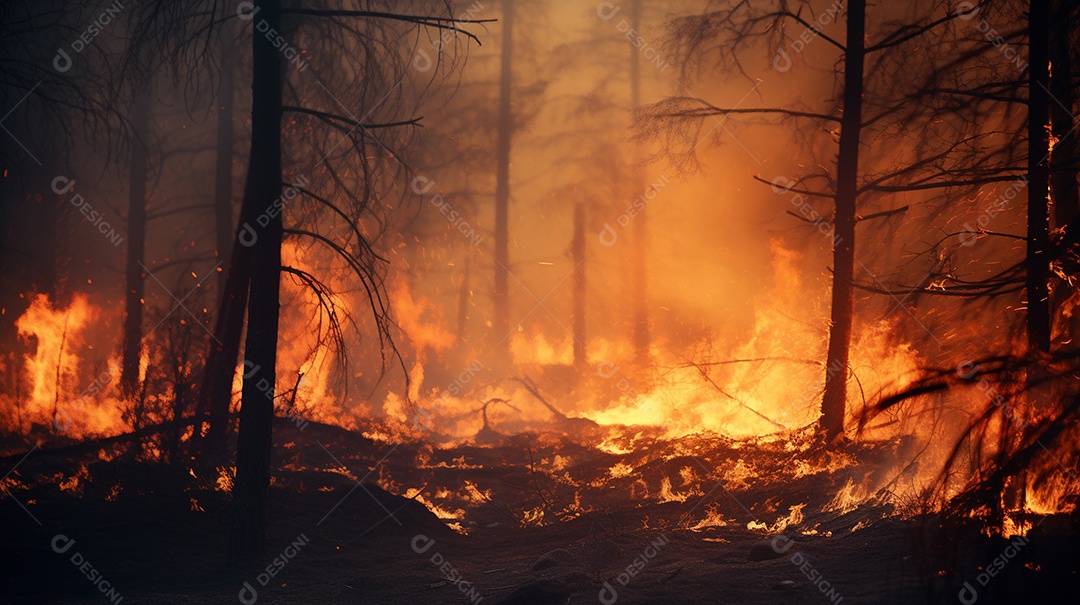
629,0,649,363
492,0,513,358
168,366,190,465
120,87,151,399
214,33,236,294
457,257,470,343
191,36,247,465
230,0,283,560
572,201,586,369
819,0,865,441
1027,0,1051,353
1049,0,1078,342
193,170,254,464
1049,1,1079,229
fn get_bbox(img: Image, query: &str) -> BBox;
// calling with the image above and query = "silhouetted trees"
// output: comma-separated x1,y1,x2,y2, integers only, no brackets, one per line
642,0,1038,441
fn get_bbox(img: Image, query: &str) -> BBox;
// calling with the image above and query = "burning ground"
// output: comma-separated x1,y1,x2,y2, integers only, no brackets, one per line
2,240,1080,604
4,0,1080,603
3,413,1078,604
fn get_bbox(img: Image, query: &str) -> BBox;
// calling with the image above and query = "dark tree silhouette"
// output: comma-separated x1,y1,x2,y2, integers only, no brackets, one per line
213,28,238,294
492,0,514,360
640,0,1019,442
120,84,151,398
1026,0,1051,352
817,0,865,440
1049,0,1080,230
572,200,586,369
229,0,284,559
628,0,651,363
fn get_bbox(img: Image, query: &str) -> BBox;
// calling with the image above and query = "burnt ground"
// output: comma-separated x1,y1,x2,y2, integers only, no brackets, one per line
2,419,1078,604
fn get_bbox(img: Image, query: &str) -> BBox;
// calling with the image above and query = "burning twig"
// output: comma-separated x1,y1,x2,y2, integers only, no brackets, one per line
526,447,555,524
666,356,818,369
508,376,568,421
463,479,519,524
480,398,520,427
855,205,909,222
280,371,305,415
504,376,599,436
51,315,70,432
681,358,788,431
472,398,519,445
0,413,238,467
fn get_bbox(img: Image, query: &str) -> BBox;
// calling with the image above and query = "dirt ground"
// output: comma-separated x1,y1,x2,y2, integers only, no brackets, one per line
2,420,1078,604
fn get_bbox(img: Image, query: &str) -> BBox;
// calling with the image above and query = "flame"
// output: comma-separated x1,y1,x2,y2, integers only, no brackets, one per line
823,477,874,515
3,293,125,438
584,241,922,439
608,462,634,478
747,503,806,533
390,279,455,354
0,194,1072,530
510,331,573,365
687,504,729,530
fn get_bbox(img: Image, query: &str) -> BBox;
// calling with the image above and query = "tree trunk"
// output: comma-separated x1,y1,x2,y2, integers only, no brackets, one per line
192,170,254,464
819,0,865,441
629,0,650,363
572,201,586,369
214,32,236,294
1049,1,1079,229
120,86,151,398
230,0,283,561
457,257,470,343
191,33,248,465
492,0,513,358
1027,0,1051,353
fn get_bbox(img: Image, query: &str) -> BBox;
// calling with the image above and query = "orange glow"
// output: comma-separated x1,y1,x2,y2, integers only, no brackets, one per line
3,293,125,438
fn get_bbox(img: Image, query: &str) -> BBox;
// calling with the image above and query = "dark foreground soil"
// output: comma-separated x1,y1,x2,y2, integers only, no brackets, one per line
2,420,1078,604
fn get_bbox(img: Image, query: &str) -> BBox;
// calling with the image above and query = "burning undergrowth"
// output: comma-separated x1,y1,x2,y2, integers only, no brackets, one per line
2,240,1077,547
4,415,922,541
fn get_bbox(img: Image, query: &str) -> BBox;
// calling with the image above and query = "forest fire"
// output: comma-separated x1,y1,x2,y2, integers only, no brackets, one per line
3,0,1080,603
7,293,124,438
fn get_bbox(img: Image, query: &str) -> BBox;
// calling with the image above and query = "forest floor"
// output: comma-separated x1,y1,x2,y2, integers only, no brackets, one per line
2,419,1078,604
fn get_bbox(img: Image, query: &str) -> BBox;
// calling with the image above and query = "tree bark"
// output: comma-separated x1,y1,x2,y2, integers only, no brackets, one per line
819,0,865,441
230,0,283,560
193,171,254,464
1027,0,1051,353
214,32,236,293
457,257,470,343
492,0,513,358
1049,0,1079,228
120,86,151,399
192,33,249,465
629,0,650,363
572,201,586,369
